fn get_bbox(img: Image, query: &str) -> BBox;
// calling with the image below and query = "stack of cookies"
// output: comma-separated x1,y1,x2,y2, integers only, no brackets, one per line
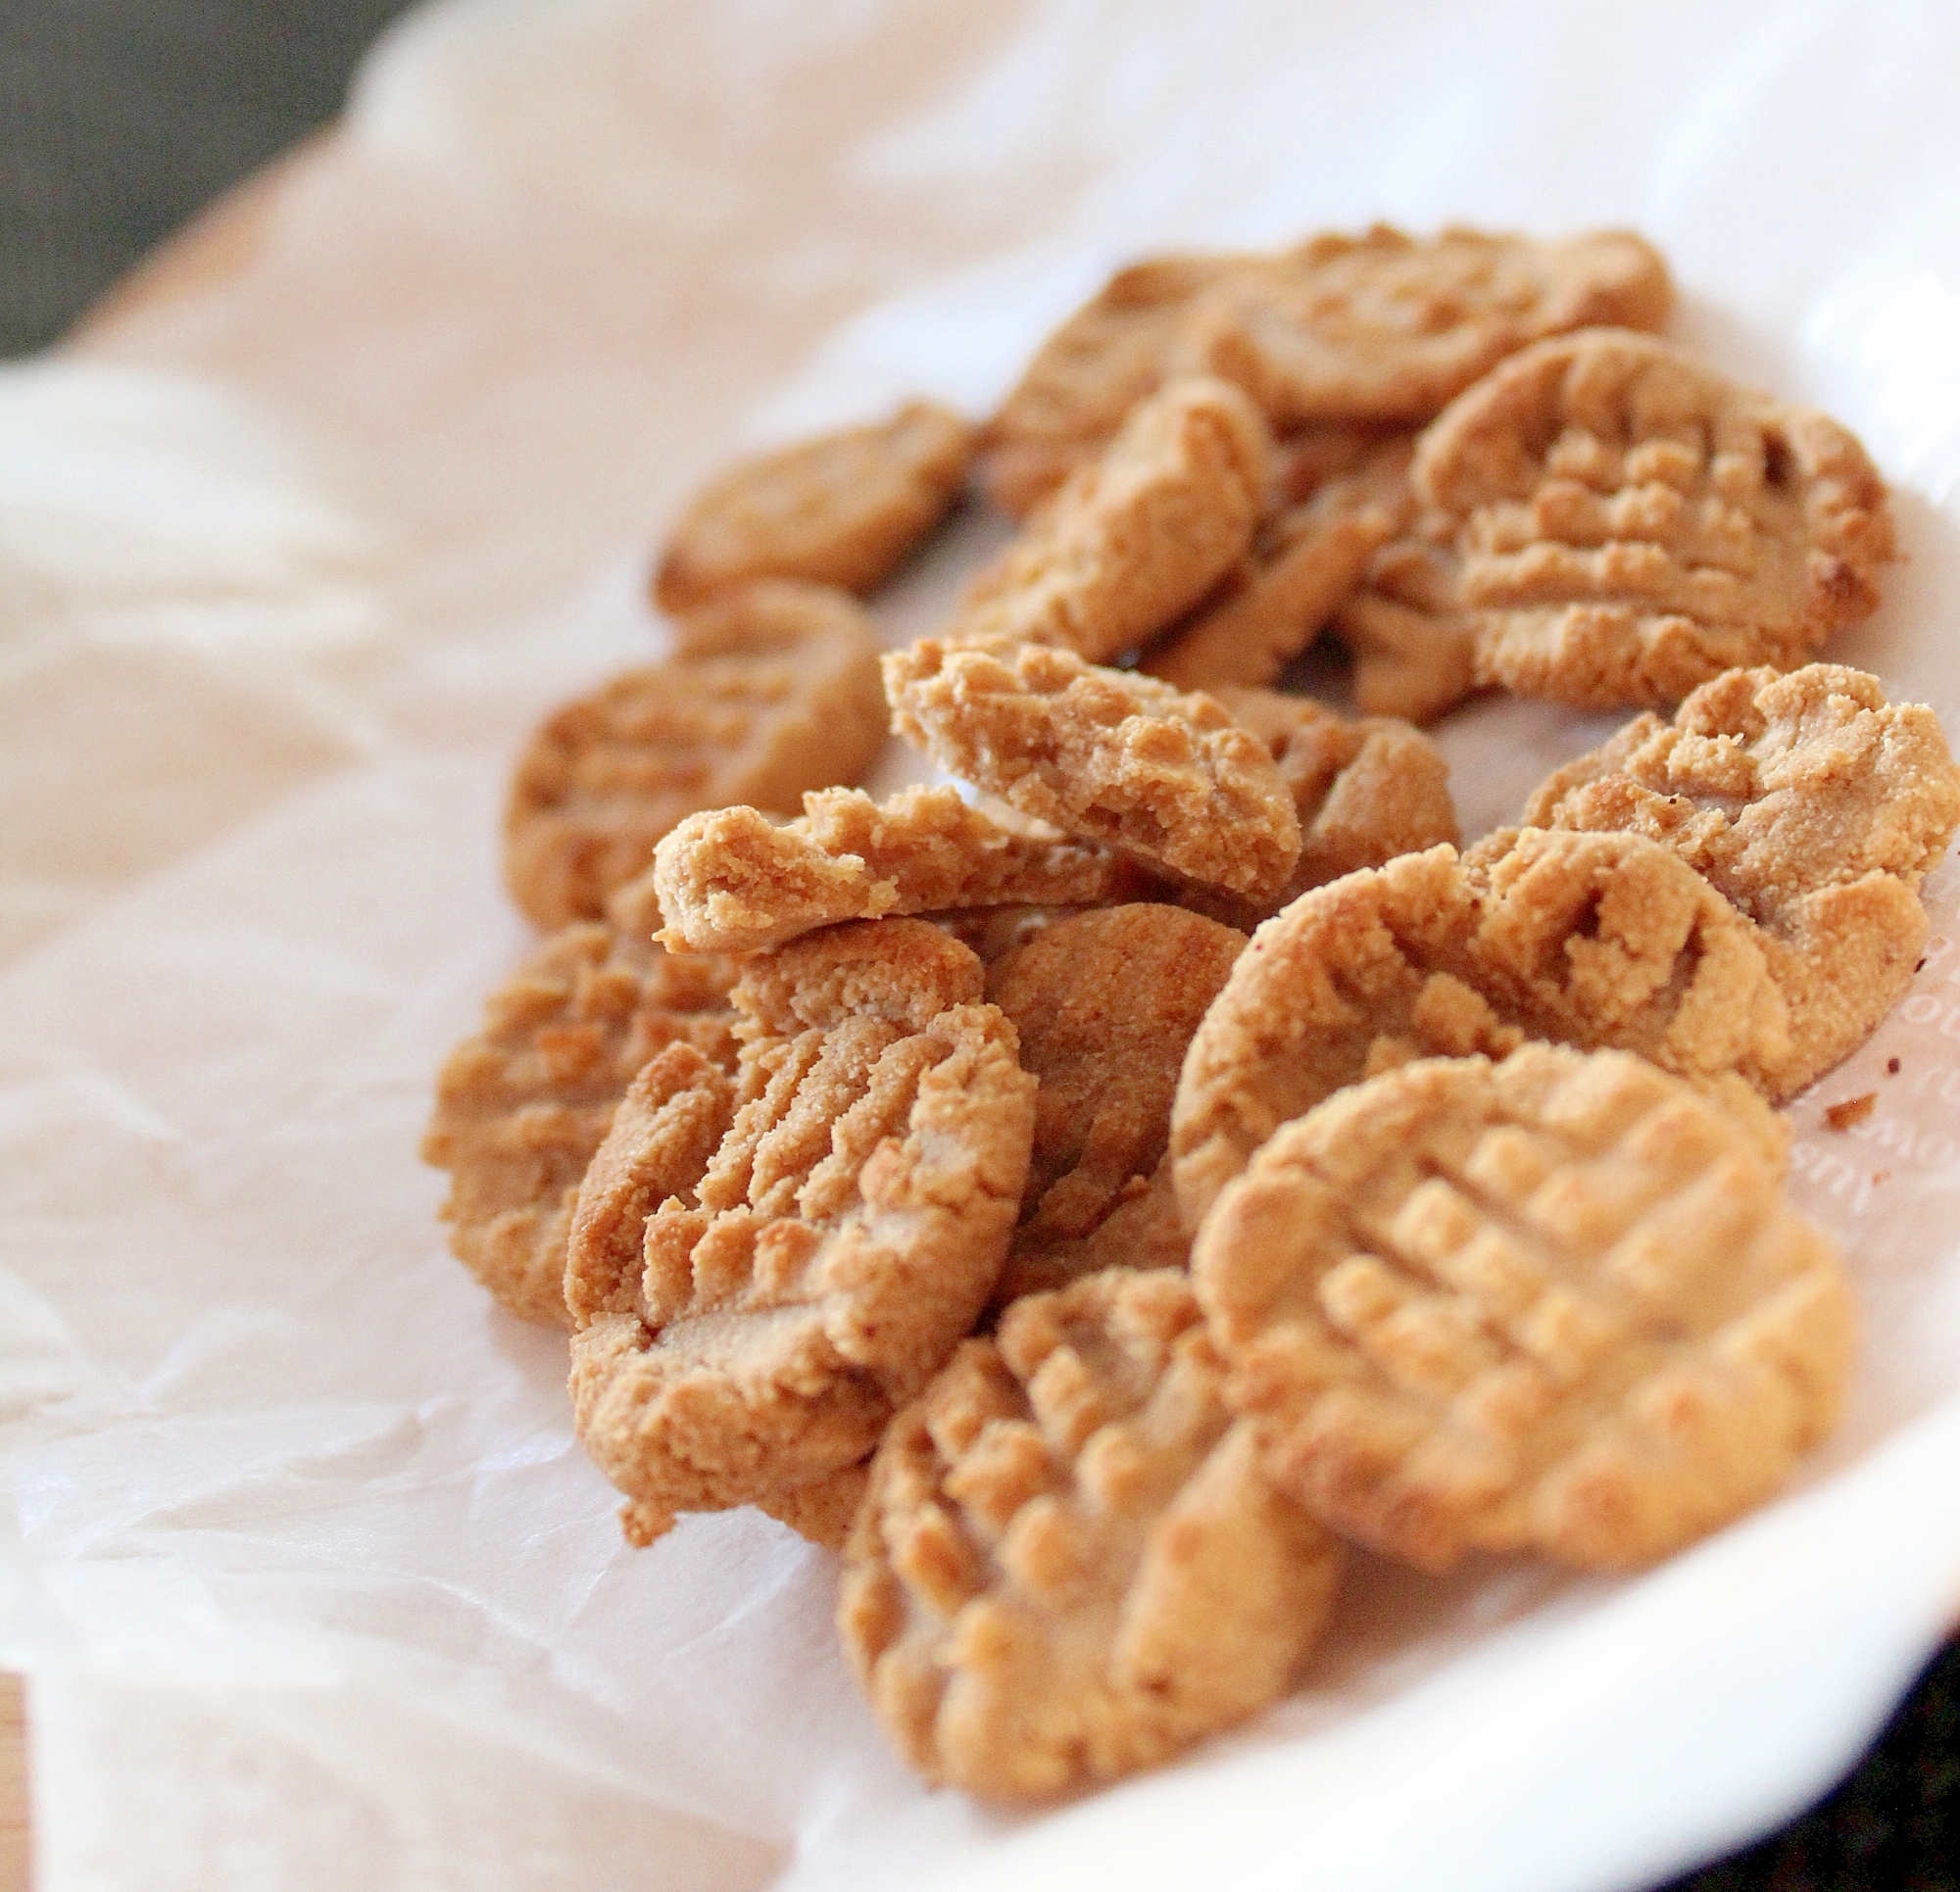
421,224,1960,1803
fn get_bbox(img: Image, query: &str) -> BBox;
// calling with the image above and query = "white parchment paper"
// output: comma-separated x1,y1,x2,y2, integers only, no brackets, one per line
7,2,1960,1887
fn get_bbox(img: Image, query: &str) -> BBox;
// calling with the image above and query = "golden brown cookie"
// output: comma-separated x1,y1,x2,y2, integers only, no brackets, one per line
1138,436,1413,694
420,926,739,1328
883,636,1301,902
987,906,1247,1304
1199,227,1673,430
1326,525,1480,724
565,920,1036,1541
1190,686,1458,926
1193,1045,1856,1571
981,256,1259,516
982,230,1671,517
1412,330,1895,708
649,786,1146,954
1169,831,1794,1234
840,1268,1344,1799
504,582,887,927
956,376,1270,662
653,402,974,610
1524,662,1960,1093
756,1458,871,1552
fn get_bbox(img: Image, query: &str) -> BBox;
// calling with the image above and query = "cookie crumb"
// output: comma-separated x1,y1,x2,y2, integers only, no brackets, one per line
1825,1093,1878,1131
1887,1057,1901,1075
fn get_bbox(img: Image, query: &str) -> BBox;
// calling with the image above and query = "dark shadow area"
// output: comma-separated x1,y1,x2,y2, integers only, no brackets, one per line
1663,1637,1960,1891
0,0,419,354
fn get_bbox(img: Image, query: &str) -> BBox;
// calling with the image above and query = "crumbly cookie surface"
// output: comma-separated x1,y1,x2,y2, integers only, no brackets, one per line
982,229,1671,516
565,921,1036,1539
987,906,1247,1303
1192,686,1458,926
957,376,1270,662
650,785,1145,954
1193,1046,1856,1570
883,636,1301,901
1413,330,1895,708
1200,227,1672,430
504,582,888,927
1139,437,1414,693
419,924,739,1328
1169,831,1794,1233
654,402,975,610
840,1268,1343,1799
1525,663,1960,1094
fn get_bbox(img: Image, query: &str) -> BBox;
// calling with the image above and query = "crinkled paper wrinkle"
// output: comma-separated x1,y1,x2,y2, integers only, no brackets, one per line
6,1,1960,1890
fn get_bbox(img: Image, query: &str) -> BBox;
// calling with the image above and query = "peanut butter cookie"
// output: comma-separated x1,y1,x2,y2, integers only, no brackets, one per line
883,636,1301,902
840,1267,1343,1799
654,401,974,610
1194,1045,1856,1571
505,581,886,927
1139,437,1414,693
1190,686,1458,926
988,906,1248,1303
650,785,1145,954
957,376,1270,662
1326,525,1480,724
566,920,1036,1540
420,925,739,1328
1524,662,1960,1092
1169,831,1793,1233
1413,330,1895,708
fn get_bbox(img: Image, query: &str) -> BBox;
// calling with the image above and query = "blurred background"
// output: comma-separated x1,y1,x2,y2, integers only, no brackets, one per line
1,3,1955,1887
0,0,416,354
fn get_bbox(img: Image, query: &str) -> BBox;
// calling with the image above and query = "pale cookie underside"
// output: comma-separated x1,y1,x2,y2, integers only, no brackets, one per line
419,924,738,1328
655,401,975,610
1193,1046,1855,1571
651,785,1143,954
840,1268,1342,1799
883,636,1302,902
1169,829,1793,1234
1413,329,1894,709
504,582,889,927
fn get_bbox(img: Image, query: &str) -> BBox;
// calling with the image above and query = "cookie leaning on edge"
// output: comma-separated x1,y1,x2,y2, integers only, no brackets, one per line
841,1267,1344,1799
650,784,1148,955
565,920,1036,1543
1193,1045,1856,1571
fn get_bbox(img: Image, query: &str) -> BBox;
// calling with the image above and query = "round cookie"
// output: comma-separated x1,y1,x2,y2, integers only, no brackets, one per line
419,924,738,1328
1523,662,1960,1094
565,920,1037,1541
840,1267,1344,1800
1169,831,1794,1235
654,401,974,610
987,905,1248,1304
1414,329,1895,708
504,580,887,927
1193,1046,1857,1571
